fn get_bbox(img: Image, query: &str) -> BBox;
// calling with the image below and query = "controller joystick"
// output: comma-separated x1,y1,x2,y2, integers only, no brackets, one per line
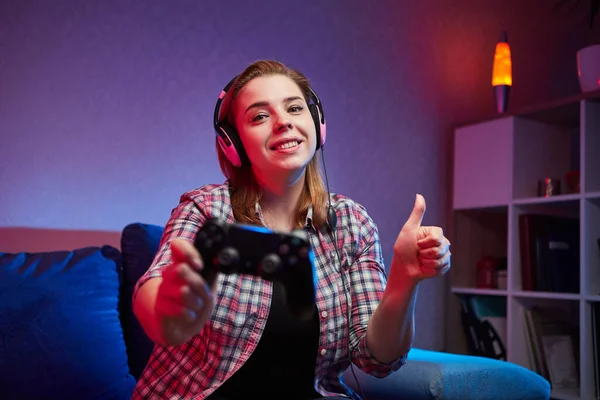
259,254,281,279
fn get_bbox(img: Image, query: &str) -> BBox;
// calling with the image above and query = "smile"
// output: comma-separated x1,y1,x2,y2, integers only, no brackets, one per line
271,139,302,151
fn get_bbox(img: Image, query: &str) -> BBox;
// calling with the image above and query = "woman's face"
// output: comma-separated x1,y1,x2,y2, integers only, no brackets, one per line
233,74,317,180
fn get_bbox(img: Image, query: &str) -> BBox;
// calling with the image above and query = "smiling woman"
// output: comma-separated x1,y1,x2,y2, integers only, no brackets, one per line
130,59,452,400
235,76,316,176
214,61,330,231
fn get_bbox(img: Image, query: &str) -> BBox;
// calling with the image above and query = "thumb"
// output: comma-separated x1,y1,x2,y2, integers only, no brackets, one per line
404,194,426,229
170,238,202,269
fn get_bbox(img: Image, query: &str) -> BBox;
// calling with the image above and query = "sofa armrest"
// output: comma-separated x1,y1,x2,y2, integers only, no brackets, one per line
342,348,551,400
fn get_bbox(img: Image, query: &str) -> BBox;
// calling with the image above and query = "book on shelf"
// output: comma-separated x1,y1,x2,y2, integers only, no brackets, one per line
523,306,579,390
518,214,579,293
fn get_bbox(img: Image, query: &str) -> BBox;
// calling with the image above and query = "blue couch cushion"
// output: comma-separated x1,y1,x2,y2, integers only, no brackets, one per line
119,222,163,379
0,246,136,400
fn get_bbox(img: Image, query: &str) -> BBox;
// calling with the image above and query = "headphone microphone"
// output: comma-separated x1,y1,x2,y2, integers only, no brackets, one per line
327,205,337,231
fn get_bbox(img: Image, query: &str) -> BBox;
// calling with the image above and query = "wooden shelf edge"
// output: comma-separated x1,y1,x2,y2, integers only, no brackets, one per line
451,287,508,296
512,290,581,301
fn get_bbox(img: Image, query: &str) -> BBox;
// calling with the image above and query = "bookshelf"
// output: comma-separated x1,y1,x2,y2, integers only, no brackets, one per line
449,89,600,400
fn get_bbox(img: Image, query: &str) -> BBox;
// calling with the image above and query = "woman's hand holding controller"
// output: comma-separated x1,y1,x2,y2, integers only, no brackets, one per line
155,238,217,346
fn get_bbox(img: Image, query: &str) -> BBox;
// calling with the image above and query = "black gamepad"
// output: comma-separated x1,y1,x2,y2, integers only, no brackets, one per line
193,217,317,320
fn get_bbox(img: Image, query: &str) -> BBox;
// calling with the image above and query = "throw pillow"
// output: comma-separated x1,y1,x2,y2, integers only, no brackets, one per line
0,246,136,400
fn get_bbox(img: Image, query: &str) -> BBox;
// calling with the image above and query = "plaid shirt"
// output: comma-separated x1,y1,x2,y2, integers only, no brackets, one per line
131,182,407,399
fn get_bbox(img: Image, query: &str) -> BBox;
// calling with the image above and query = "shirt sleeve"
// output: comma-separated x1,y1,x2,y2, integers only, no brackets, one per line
347,205,408,377
132,192,207,301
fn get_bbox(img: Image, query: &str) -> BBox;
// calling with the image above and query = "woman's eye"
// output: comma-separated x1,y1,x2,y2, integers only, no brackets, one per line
289,105,304,113
252,114,268,122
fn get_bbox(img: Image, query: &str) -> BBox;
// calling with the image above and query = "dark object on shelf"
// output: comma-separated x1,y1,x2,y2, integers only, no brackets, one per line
519,214,580,293
460,296,507,361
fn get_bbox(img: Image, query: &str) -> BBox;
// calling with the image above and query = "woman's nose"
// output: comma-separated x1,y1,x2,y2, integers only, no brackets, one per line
275,113,292,132
274,114,292,132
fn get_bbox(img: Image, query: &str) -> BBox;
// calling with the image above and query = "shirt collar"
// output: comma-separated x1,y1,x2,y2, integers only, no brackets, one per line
254,202,315,230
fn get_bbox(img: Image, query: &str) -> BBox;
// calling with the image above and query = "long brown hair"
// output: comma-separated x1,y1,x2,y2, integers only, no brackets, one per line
216,60,328,229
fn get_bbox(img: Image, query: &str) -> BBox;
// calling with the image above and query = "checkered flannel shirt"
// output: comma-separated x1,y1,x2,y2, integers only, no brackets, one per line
131,182,407,399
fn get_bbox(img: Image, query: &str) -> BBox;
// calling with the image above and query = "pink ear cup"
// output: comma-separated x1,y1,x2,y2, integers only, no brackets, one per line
217,131,242,167
320,121,326,147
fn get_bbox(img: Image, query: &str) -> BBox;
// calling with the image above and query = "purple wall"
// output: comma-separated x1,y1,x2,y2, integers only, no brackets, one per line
0,0,587,350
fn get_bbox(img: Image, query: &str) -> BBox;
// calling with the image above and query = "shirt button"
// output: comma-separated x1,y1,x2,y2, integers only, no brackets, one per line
321,311,328,318
214,322,221,330
320,348,327,356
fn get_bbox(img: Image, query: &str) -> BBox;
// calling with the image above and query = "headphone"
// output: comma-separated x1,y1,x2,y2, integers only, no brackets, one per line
213,75,327,168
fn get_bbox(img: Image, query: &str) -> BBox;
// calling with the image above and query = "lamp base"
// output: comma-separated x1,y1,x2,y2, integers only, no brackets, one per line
494,85,511,114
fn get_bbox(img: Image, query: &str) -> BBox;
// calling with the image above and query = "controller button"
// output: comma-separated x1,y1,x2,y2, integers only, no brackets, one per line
299,247,309,258
288,256,298,266
205,239,213,249
212,232,223,242
279,244,289,254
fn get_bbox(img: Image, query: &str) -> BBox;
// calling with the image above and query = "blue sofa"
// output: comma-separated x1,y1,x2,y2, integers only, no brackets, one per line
0,222,551,400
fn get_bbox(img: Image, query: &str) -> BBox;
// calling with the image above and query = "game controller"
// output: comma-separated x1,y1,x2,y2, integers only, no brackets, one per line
193,217,317,320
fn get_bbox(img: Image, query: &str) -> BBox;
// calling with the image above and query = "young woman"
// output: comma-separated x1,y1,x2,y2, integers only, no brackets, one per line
131,60,451,400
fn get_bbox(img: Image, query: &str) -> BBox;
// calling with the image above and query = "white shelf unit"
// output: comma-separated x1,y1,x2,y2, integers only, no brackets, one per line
448,90,600,400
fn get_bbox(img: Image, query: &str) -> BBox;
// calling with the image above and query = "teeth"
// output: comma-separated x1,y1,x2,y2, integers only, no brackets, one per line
275,140,299,150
